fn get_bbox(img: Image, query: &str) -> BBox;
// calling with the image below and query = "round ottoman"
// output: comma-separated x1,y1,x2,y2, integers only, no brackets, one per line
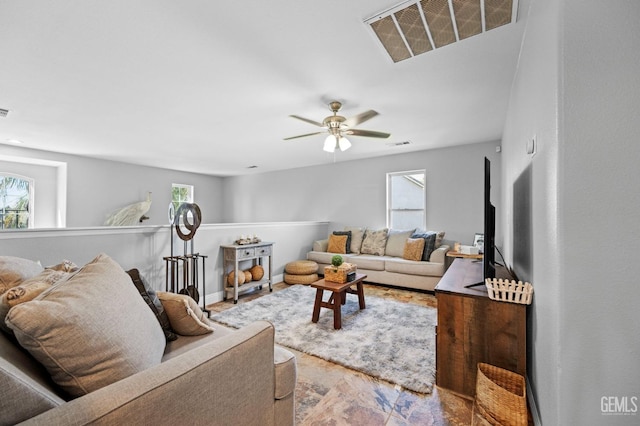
284,260,318,285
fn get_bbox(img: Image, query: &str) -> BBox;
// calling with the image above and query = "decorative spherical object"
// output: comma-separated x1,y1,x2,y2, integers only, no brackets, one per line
331,255,344,267
284,260,318,275
243,270,253,283
249,265,264,281
226,270,245,287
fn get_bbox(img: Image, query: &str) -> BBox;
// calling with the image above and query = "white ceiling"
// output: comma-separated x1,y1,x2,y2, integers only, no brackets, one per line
0,0,527,176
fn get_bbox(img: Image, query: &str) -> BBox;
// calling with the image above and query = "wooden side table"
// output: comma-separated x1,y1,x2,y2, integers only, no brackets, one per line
221,242,273,304
310,273,367,329
446,250,483,260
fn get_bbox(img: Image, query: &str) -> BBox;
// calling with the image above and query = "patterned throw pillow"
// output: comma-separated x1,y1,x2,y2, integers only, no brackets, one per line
332,231,352,253
403,238,426,261
327,234,348,254
361,228,389,256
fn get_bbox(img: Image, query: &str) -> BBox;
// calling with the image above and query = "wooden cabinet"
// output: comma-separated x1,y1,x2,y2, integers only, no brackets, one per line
435,258,526,397
221,242,273,303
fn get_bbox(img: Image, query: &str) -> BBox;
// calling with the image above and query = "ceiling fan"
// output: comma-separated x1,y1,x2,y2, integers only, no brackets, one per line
284,101,391,152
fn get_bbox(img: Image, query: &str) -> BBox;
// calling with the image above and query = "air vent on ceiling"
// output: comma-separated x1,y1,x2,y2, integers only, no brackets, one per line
387,140,412,147
0,108,9,118
365,0,517,63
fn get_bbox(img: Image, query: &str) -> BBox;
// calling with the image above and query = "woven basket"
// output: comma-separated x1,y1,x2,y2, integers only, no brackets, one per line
473,363,527,426
485,278,533,305
324,263,356,283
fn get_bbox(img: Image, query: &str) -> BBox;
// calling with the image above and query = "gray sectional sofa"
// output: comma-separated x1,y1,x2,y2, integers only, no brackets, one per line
307,227,450,292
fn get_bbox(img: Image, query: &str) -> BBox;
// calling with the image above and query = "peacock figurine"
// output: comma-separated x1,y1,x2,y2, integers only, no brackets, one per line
104,192,152,226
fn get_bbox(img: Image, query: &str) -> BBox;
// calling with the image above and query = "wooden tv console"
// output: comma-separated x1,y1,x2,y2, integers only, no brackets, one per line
435,258,526,397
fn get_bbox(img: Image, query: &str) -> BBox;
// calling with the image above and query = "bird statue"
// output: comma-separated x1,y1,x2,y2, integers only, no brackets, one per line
104,192,152,226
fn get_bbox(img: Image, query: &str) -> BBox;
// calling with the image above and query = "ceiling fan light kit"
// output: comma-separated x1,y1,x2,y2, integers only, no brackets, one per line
285,101,390,153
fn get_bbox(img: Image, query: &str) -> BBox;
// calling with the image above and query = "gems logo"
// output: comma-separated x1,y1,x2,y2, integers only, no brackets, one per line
601,396,638,415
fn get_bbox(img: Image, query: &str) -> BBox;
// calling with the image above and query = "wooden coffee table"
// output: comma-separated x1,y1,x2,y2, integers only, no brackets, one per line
310,273,367,330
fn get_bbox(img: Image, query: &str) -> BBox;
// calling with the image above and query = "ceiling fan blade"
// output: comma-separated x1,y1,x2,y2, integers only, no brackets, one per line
344,110,379,127
283,131,324,141
289,115,324,127
346,129,391,139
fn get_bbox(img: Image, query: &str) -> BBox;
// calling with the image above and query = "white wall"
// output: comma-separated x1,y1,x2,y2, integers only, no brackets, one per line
0,221,329,305
1,145,224,227
502,0,640,424
223,141,502,247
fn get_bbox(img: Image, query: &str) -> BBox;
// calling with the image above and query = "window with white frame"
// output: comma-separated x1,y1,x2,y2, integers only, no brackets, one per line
171,183,194,211
387,170,425,230
1,174,34,229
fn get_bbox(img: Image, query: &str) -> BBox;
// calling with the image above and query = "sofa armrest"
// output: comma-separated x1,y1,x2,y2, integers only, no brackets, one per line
23,321,279,426
313,239,328,252
429,245,450,264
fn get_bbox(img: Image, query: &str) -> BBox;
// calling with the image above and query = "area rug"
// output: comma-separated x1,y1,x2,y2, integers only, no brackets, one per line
210,285,436,394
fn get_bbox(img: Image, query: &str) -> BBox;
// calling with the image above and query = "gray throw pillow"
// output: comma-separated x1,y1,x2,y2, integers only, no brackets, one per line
412,231,437,261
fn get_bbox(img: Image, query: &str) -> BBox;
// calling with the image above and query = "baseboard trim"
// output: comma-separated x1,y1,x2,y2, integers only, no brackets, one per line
204,273,284,306
527,378,542,425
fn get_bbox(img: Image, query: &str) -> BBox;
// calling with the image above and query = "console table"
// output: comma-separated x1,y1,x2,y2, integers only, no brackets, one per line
435,258,526,397
221,242,273,304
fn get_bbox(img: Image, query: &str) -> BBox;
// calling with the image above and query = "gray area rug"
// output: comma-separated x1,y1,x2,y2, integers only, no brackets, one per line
210,285,436,394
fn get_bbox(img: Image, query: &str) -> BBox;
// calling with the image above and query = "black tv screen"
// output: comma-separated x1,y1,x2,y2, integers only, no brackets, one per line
466,157,495,288
483,157,496,281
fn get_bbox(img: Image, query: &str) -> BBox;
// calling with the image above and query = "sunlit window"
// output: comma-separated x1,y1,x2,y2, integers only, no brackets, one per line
1,175,33,229
171,183,194,210
387,170,425,230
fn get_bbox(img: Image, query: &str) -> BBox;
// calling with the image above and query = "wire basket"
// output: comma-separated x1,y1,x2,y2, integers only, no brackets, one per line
485,278,533,305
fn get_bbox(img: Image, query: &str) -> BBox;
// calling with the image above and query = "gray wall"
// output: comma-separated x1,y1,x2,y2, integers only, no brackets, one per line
501,0,640,424
223,141,502,247
1,145,224,227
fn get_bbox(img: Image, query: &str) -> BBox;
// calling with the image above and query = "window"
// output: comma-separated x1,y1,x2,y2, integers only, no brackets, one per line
1,174,33,229
387,170,425,230
171,183,194,210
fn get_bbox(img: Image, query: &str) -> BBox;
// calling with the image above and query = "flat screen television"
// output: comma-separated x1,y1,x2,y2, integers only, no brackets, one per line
466,157,496,288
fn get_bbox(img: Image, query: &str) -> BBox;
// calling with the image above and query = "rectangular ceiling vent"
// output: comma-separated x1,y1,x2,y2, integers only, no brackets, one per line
0,108,9,118
365,0,517,63
387,140,412,147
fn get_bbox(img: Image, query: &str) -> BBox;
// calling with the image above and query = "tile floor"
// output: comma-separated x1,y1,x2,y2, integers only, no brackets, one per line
208,282,487,425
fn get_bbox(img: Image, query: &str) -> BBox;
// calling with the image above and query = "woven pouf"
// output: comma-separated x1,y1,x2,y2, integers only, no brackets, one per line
284,260,318,285
284,272,318,285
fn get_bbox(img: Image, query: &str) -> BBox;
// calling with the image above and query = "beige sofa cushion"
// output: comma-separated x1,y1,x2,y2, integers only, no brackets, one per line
344,226,365,254
385,258,445,276
385,229,416,257
352,255,387,271
6,253,166,398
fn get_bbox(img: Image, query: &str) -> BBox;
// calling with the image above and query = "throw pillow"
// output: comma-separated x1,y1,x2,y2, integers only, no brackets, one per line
332,231,352,253
327,234,348,254
0,268,73,335
127,269,178,342
344,226,365,254
411,231,438,261
384,229,416,258
0,256,43,295
5,253,166,398
360,228,389,256
403,238,426,261
157,292,214,336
